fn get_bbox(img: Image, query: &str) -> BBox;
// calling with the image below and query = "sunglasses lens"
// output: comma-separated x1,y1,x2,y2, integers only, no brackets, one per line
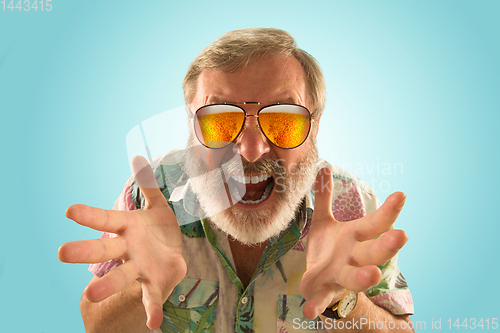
194,105,245,148
259,105,311,148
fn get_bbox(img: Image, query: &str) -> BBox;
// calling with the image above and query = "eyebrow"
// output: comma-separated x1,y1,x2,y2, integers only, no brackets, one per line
208,96,298,105
207,96,226,104
275,97,296,104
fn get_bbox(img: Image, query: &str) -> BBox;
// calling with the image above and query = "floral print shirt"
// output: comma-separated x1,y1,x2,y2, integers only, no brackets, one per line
89,150,413,332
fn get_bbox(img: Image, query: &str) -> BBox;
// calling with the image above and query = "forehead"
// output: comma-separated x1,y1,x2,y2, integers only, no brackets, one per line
194,55,309,106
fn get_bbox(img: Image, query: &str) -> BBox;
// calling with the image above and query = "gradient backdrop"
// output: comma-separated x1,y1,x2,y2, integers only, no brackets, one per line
1,0,499,332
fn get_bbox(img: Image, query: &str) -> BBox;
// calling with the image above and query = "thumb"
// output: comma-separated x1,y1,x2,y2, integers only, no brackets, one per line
313,168,334,221
303,284,345,319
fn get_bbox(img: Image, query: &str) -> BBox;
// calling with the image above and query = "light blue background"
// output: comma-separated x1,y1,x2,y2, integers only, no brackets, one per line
1,0,499,332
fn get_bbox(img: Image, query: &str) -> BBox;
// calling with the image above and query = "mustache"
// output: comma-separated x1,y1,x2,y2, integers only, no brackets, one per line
242,158,285,176
217,156,286,177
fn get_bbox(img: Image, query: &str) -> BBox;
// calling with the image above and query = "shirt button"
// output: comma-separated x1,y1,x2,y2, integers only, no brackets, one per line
241,296,248,304
178,294,186,302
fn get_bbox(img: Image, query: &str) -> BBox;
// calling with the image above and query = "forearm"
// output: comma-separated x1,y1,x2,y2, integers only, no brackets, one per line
81,279,150,333
321,293,414,332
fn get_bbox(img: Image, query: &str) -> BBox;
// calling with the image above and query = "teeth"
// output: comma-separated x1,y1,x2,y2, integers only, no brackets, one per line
239,181,273,205
229,174,274,205
232,174,271,185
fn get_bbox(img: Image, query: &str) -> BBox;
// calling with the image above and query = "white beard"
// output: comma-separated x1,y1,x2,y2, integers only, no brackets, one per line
184,134,318,245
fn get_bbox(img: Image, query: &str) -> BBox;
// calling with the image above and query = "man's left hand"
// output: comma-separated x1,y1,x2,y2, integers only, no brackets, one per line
300,168,408,319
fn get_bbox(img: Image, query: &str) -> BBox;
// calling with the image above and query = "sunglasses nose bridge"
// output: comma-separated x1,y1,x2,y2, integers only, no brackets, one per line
235,114,271,162
241,113,260,130
244,114,259,125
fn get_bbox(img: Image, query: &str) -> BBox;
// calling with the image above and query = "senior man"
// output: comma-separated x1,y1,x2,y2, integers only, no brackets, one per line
59,28,414,332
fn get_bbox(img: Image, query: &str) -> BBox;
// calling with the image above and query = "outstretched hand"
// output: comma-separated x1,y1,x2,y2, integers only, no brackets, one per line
58,156,186,330
300,168,408,319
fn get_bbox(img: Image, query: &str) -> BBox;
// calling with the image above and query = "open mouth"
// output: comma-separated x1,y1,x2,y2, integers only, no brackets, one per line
228,173,275,205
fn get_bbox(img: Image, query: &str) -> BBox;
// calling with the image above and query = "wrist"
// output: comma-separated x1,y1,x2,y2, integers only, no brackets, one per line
322,290,358,320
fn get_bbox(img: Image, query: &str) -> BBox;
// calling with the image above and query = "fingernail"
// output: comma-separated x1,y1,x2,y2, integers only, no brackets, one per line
397,194,407,210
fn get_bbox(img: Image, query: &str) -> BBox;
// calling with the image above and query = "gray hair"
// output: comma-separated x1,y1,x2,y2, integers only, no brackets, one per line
182,28,326,117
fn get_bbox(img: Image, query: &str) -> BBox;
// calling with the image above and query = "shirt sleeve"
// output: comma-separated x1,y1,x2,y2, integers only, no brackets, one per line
328,164,414,316
88,177,137,277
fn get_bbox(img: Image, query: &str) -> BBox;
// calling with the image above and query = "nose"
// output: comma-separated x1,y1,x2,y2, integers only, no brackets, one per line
235,116,270,163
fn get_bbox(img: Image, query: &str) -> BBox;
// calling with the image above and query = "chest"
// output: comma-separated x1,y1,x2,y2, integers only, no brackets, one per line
229,240,267,289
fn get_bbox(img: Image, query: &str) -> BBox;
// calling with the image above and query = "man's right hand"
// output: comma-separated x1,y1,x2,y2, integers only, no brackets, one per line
58,156,187,330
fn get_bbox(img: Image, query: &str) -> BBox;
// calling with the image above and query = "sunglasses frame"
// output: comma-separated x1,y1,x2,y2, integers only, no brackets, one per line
193,102,314,150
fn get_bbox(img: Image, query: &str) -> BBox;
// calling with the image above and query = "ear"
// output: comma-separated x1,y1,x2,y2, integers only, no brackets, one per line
313,113,322,138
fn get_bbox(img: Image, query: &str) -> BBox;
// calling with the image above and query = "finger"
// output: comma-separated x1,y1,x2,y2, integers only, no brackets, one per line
301,264,380,319
354,192,407,241
336,264,382,293
142,282,165,330
131,155,166,208
312,168,334,221
66,204,128,233
351,229,408,267
303,285,345,319
58,237,126,264
84,261,139,303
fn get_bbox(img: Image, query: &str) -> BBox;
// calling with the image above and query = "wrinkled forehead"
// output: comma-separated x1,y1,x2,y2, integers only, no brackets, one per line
193,55,310,108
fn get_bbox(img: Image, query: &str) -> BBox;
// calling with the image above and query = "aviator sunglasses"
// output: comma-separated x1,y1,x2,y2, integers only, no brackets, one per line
193,102,314,149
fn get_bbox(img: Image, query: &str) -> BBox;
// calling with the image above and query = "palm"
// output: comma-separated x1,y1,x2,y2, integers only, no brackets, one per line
58,156,186,330
300,168,408,319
